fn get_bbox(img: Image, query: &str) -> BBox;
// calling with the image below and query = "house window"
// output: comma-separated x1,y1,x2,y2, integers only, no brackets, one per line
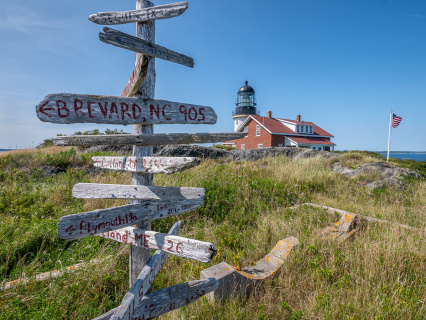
256,125,260,136
312,147,316,150
309,126,313,134
278,144,283,147
258,144,263,149
244,126,248,133
296,125,300,133
241,144,245,150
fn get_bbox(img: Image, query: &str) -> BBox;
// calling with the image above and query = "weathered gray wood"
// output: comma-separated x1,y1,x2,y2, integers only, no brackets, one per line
92,156,200,174
96,227,217,263
99,27,194,68
36,93,216,125
57,199,203,240
130,0,156,289
109,221,181,320
72,184,205,201
54,132,248,146
93,278,219,320
122,54,148,97
89,2,188,25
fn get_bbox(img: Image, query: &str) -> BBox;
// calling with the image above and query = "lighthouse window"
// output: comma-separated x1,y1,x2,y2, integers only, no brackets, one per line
256,125,260,136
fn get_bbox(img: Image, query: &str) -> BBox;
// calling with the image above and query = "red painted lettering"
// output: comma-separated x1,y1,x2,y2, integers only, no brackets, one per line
150,104,160,120
98,102,108,118
132,103,142,120
56,100,70,118
143,235,150,248
121,102,131,120
176,242,183,254
162,105,171,120
74,99,85,117
188,107,197,121
167,240,174,252
179,105,188,121
198,107,206,121
87,101,96,118
109,102,119,119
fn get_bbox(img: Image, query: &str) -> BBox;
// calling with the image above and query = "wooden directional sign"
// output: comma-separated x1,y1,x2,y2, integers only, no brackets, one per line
94,278,219,320
96,227,217,263
72,184,205,201
92,156,200,174
99,27,194,68
36,93,216,125
89,1,188,25
57,199,203,240
122,54,147,97
54,132,248,147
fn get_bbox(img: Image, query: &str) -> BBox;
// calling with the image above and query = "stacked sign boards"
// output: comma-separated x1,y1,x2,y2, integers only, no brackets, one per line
35,2,246,319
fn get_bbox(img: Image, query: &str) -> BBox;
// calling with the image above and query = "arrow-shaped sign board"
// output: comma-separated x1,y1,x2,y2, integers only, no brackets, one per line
96,227,217,263
122,54,147,97
89,1,188,25
92,156,200,174
72,184,205,201
99,27,194,68
36,93,217,125
94,278,219,320
57,199,203,240
53,132,247,147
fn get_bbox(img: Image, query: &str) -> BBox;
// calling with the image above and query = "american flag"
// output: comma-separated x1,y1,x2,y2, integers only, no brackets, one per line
392,113,402,128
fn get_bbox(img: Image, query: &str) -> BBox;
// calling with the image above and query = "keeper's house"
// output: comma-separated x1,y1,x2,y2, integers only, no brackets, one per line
223,82,336,152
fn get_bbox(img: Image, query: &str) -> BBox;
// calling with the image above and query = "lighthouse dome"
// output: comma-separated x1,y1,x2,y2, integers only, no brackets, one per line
238,81,255,94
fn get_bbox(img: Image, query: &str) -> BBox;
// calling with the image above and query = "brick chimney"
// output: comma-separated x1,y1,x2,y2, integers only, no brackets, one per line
297,114,301,122
267,111,272,118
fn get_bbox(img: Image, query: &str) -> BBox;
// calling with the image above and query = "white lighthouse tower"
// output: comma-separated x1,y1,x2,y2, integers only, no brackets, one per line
233,81,258,131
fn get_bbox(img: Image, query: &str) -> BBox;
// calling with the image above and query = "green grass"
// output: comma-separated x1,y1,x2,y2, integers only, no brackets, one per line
0,148,425,319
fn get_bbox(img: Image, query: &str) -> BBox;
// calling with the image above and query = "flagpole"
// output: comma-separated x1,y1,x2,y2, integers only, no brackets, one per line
387,110,393,163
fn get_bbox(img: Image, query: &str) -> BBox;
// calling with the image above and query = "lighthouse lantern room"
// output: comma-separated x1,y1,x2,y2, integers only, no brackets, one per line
233,81,259,131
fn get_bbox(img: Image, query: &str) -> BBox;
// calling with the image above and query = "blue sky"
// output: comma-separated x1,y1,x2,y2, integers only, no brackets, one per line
0,0,425,151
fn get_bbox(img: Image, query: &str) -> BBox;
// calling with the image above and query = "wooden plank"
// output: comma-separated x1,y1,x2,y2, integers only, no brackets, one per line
57,199,203,240
130,0,156,289
93,278,219,320
92,156,200,174
72,184,205,201
36,93,216,125
96,227,217,263
89,2,188,25
122,54,148,97
53,132,248,147
99,27,194,68
109,221,181,320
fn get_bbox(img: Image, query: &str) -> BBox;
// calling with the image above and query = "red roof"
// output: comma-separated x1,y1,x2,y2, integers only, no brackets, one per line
289,136,336,146
243,115,334,137
277,118,315,125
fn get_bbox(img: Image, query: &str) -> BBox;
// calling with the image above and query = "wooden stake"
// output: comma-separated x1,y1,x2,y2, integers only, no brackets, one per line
129,0,156,288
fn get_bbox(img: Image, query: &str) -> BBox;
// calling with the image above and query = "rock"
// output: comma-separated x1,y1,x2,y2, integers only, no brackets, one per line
39,166,66,176
332,161,422,189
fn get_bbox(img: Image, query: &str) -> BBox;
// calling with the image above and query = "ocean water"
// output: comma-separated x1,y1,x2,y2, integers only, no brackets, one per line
0,149,11,152
377,152,426,162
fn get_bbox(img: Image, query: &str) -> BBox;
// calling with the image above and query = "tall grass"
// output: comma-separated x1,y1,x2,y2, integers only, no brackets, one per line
0,148,425,319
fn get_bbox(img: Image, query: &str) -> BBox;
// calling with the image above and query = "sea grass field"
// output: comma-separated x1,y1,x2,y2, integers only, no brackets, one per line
0,147,425,319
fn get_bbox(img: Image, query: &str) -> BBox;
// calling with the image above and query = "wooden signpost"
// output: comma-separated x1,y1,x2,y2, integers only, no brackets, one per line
92,156,200,173
89,2,188,25
57,199,204,240
72,184,205,201
100,27,194,68
122,54,148,97
53,132,247,147
34,0,241,318
36,94,216,125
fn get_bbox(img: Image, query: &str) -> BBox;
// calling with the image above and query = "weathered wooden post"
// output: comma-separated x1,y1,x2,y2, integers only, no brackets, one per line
35,1,249,318
129,0,155,288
